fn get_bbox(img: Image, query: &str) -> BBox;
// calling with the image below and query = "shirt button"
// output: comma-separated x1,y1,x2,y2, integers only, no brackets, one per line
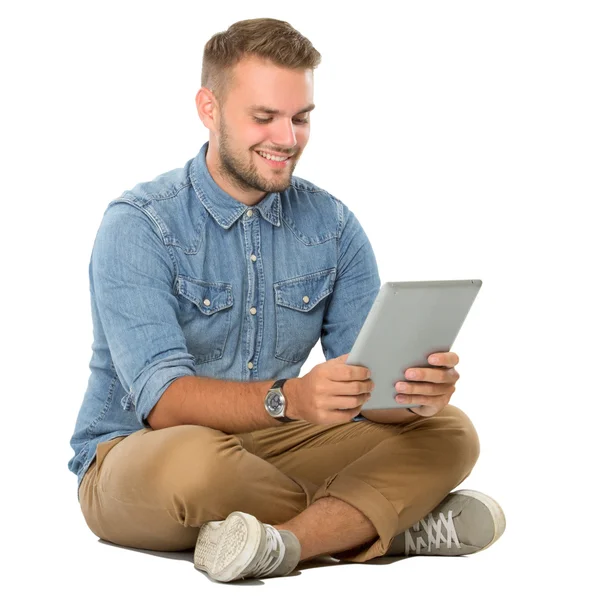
247,362,254,369
250,254,257,262
303,296,310,304
250,307,257,315
203,299,211,306
246,209,254,217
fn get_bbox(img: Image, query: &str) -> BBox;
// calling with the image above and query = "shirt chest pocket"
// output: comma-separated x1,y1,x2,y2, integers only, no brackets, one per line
176,275,234,364
274,268,336,363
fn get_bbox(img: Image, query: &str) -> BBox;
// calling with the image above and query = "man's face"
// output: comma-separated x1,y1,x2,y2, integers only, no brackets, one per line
209,56,314,196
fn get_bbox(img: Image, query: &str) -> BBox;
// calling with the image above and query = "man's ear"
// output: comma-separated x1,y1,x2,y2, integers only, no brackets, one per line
195,87,219,132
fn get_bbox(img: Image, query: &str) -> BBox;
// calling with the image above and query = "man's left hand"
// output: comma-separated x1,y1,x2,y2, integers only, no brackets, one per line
395,352,461,417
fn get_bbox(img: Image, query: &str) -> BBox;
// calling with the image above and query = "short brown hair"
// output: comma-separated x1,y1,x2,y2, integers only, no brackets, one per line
201,18,321,107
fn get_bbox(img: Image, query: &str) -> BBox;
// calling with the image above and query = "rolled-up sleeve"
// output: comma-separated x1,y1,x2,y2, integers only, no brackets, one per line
321,201,381,361
91,201,196,427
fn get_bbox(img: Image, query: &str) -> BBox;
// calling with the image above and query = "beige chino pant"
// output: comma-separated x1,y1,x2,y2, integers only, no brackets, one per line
78,404,480,562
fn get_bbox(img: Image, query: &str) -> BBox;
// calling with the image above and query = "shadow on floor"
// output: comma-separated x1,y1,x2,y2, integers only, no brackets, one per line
96,538,409,585
98,538,407,564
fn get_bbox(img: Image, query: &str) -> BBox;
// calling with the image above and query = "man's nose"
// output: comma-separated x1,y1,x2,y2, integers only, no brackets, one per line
271,119,298,149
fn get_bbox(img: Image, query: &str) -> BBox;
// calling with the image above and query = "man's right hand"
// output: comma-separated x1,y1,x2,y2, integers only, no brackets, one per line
285,354,374,425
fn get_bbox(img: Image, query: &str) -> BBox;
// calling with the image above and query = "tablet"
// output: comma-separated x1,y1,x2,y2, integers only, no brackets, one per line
346,279,482,411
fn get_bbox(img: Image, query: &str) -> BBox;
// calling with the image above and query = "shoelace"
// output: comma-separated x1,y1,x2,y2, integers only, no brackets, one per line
246,524,286,578
404,510,461,555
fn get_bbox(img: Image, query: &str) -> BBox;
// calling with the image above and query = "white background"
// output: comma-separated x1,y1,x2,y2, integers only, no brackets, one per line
2,0,598,594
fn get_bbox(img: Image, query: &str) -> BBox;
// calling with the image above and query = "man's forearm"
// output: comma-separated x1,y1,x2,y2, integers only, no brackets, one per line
147,375,304,434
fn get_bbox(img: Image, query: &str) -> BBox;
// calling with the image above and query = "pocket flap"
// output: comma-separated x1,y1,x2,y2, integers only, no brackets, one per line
274,268,336,312
176,276,233,315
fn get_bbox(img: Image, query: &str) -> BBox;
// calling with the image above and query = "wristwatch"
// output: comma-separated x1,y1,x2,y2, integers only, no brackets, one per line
264,379,297,423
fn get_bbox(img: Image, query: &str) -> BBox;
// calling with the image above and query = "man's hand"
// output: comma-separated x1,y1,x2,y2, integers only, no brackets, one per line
286,354,373,425
394,352,461,417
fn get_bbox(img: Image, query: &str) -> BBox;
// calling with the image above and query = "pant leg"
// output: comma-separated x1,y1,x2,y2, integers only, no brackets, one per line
78,424,312,551
246,404,480,563
79,405,479,559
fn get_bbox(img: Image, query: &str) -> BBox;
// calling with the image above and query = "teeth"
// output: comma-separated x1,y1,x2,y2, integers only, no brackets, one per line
258,151,288,162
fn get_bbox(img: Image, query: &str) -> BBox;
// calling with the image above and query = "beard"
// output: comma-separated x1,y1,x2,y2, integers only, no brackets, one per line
216,119,298,195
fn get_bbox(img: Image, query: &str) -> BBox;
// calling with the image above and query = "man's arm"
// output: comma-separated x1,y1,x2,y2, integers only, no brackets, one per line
147,375,304,433
319,200,420,424
92,201,197,429
320,200,380,361
93,200,304,434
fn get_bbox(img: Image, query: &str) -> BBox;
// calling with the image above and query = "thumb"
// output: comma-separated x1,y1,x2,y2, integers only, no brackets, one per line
336,353,349,363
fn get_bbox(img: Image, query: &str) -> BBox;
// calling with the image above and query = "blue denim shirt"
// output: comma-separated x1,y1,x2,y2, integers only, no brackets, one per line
68,141,380,499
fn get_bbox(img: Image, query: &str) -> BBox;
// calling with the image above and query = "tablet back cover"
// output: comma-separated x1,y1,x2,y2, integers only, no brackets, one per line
347,279,482,411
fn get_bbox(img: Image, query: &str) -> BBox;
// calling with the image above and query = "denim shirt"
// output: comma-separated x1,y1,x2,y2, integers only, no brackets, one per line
68,141,381,499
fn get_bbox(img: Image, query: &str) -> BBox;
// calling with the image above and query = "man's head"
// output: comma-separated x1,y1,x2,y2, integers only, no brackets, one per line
196,18,321,204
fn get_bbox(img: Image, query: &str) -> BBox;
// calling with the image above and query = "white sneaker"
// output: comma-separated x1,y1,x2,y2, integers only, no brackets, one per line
194,511,301,582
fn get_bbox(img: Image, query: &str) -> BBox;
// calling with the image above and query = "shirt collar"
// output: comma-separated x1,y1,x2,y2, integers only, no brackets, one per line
190,141,281,229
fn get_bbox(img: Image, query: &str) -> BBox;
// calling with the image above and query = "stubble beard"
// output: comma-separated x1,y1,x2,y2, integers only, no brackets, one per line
217,121,297,195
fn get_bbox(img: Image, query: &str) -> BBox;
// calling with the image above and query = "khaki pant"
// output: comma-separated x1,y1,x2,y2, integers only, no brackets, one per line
79,404,479,562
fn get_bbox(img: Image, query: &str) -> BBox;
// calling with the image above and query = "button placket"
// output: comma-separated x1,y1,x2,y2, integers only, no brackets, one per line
243,210,262,377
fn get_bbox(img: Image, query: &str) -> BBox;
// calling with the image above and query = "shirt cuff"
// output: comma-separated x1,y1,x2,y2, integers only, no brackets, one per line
129,356,196,428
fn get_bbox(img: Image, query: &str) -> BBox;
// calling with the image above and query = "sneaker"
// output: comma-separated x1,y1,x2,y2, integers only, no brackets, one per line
194,511,302,582
386,489,506,557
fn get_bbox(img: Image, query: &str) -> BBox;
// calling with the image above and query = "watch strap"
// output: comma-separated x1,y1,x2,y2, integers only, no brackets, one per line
276,415,297,423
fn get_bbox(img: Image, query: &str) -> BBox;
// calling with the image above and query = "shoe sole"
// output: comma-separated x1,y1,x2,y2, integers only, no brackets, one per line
194,512,264,582
454,489,506,552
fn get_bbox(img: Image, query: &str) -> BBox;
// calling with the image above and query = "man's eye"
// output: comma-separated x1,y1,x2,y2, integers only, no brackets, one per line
253,117,309,125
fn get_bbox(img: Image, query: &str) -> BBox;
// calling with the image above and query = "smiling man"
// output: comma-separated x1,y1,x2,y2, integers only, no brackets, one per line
68,18,505,584
204,60,313,198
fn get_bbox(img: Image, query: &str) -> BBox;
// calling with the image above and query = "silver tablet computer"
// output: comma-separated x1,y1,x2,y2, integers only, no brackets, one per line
347,279,482,411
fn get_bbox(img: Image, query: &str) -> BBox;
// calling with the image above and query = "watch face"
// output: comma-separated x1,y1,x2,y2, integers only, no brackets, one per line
266,391,284,415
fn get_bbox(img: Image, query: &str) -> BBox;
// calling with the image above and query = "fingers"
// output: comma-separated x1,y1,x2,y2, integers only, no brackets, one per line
329,393,371,411
330,405,364,424
337,380,374,397
340,365,371,381
404,367,459,384
332,354,371,381
428,352,459,367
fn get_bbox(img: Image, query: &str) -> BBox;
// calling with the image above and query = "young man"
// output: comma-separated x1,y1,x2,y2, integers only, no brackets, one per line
68,18,505,583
